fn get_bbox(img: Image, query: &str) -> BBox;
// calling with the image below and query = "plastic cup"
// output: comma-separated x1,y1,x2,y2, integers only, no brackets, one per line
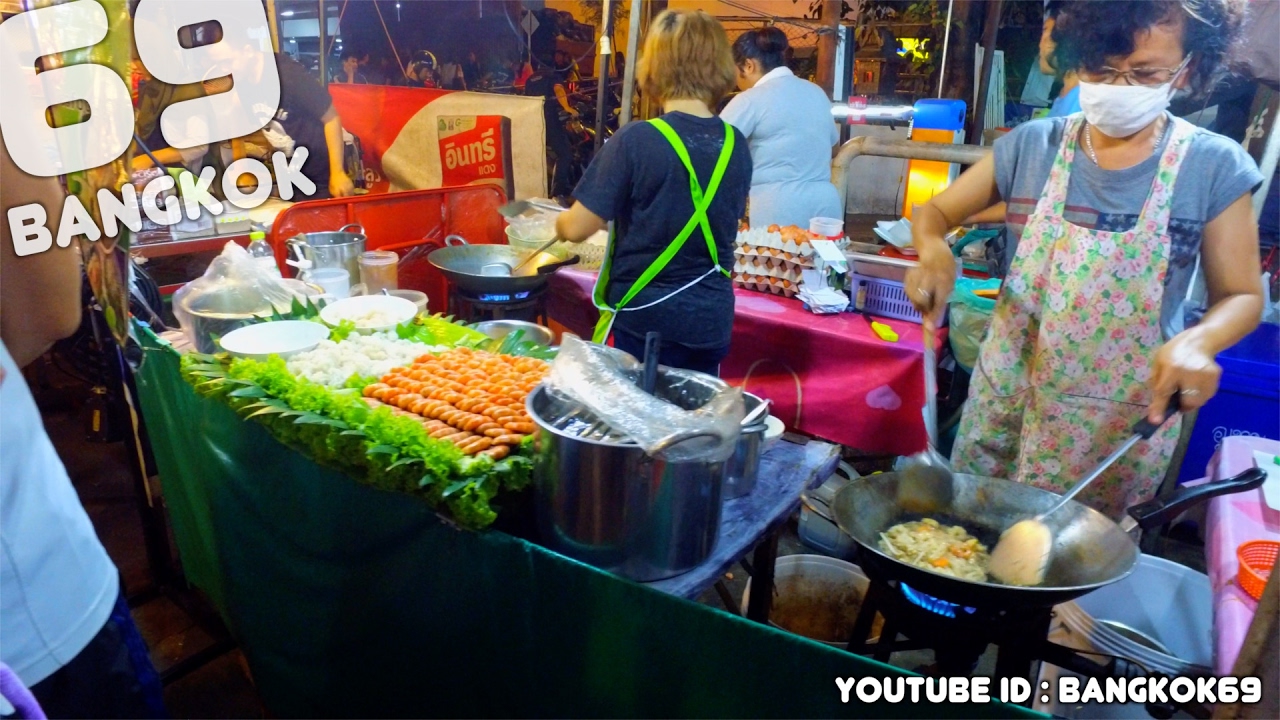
358,250,399,294
809,216,845,240
308,268,351,299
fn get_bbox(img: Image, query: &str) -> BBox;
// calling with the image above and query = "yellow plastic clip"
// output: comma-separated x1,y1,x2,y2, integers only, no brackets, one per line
870,321,899,343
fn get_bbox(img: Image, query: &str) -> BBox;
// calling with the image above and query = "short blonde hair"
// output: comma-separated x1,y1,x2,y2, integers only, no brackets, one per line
637,10,737,107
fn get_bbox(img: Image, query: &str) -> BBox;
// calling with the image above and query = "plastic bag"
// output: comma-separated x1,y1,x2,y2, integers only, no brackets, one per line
545,336,744,462
505,200,559,244
173,242,301,353
949,277,1002,371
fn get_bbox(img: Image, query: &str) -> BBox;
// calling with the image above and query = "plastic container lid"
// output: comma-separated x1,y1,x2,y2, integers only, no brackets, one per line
360,250,399,266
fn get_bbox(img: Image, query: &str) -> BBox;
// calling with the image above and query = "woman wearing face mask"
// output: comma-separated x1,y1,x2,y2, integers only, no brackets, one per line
720,27,841,228
904,0,1263,520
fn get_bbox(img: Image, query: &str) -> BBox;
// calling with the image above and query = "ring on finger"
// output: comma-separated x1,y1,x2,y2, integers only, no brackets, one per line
1181,388,1200,397
918,288,932,300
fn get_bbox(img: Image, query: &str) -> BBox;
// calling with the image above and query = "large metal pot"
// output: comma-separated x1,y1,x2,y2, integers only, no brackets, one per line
527,370,732,581
177,284,274,354
724,393,766,499
286,223,367,283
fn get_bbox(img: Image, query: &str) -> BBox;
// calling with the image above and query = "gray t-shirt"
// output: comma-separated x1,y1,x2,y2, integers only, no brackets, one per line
993,115,1263,339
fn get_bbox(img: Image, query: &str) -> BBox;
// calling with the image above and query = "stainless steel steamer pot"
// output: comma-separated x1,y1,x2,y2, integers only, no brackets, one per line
527,369,736,581
723,393,766,499
286,224,367,282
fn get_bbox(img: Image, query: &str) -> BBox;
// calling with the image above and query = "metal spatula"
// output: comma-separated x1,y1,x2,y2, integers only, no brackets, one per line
988,394,1182,587
508,237,561,275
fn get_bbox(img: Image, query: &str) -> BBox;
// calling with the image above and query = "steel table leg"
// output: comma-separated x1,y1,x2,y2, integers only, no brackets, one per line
744,530,780,624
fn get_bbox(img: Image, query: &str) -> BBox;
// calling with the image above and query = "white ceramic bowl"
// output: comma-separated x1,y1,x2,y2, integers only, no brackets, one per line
320,294,418,333
218,320,330,361
762,415,785,452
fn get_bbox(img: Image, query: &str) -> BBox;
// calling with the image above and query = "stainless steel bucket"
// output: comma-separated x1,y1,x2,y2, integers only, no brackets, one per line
286,224,367,283
724,393,766,500
527,372,731,581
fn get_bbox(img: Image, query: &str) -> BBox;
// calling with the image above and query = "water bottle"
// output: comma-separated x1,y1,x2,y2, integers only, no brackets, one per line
247,230,281,278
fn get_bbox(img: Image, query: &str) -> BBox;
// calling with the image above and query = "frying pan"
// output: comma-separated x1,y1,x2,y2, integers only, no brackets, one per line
427,235,580,295
828,467,1266,609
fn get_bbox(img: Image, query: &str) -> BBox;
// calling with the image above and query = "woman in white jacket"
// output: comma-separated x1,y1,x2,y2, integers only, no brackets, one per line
721,28,842,228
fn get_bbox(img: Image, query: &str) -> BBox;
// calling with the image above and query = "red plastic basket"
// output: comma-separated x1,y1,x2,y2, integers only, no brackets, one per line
1237,540,1279,601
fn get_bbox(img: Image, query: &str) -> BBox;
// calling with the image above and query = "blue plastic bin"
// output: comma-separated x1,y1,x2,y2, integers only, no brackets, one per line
1178,323,1280,483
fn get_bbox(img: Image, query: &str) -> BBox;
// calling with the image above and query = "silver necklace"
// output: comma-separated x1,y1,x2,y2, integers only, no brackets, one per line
1083,116,1168,165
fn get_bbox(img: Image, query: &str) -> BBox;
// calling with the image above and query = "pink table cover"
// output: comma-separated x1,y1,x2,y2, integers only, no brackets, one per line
1205,435,1280,675
547,268,943,456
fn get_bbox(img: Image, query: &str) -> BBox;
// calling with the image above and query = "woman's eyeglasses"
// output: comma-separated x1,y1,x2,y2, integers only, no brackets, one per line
1080,54,1192,86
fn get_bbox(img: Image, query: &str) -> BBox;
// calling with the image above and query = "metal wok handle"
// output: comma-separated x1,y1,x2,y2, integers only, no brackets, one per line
799,493,836,524
1126,467,1267,530
445,234,469,247
338,223,365,235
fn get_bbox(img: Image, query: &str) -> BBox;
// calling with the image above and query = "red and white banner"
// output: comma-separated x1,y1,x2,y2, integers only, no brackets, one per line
330,85,546,198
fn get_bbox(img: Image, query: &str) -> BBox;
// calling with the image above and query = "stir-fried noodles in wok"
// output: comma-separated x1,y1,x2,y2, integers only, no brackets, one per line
879,518,991,582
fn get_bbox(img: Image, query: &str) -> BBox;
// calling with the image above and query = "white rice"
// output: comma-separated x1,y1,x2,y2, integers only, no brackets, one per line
286,331,442,387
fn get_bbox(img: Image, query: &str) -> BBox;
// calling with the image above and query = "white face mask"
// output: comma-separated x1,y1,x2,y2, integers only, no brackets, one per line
1078,79,1174,138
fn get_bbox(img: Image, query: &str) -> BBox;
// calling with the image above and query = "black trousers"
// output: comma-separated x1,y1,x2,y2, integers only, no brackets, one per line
29,594,165,719
612,328,729,376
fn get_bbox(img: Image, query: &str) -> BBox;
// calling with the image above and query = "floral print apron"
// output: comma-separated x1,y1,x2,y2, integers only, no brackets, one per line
952,115,1193,520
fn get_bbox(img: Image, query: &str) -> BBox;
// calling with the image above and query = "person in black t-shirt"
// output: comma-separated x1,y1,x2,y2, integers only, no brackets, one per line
334,49,370,85
554,11,751,374
199,42,355,200
525,55,578,200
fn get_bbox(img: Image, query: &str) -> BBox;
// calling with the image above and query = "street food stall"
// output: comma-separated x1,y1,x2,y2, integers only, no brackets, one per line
130,182,1049,716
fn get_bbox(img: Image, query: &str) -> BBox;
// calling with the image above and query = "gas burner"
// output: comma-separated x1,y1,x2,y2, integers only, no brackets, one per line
475,290,534,303
900,583,977,618
449,284,548,324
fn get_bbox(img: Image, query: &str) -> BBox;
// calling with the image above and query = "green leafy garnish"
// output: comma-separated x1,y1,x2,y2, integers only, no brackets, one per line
177,339,534,531
330,319,357,342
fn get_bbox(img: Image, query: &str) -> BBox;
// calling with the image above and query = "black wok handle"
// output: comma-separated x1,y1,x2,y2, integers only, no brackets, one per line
536,255,581,274
1126,467,1267,530
1132,390,1182,440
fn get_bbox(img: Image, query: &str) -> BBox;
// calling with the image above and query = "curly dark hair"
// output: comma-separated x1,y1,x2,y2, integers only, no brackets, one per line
1050,0,1245,98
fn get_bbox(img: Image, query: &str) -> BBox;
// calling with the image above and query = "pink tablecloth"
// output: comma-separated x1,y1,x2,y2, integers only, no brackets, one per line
1205,435,1280,675
547,268,942,456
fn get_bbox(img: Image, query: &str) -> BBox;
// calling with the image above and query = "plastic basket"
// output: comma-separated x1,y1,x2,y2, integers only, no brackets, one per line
847,273,947,326
1237,540,1278,601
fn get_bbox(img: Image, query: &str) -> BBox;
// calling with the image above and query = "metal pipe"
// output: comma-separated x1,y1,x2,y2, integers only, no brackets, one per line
595,0,614,151
317,0,327,86
620,0,643,126
969,0,1003,142
831,136,990,216
936,0,954,98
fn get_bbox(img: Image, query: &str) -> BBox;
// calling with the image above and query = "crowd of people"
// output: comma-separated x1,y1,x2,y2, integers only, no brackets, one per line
321,45,598,94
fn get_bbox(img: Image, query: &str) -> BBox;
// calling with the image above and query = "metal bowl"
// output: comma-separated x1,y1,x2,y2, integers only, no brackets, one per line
474,320,554,346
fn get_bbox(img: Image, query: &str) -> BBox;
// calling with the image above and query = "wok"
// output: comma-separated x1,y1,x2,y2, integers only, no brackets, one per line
427,235,579,295
828,467,1265,609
